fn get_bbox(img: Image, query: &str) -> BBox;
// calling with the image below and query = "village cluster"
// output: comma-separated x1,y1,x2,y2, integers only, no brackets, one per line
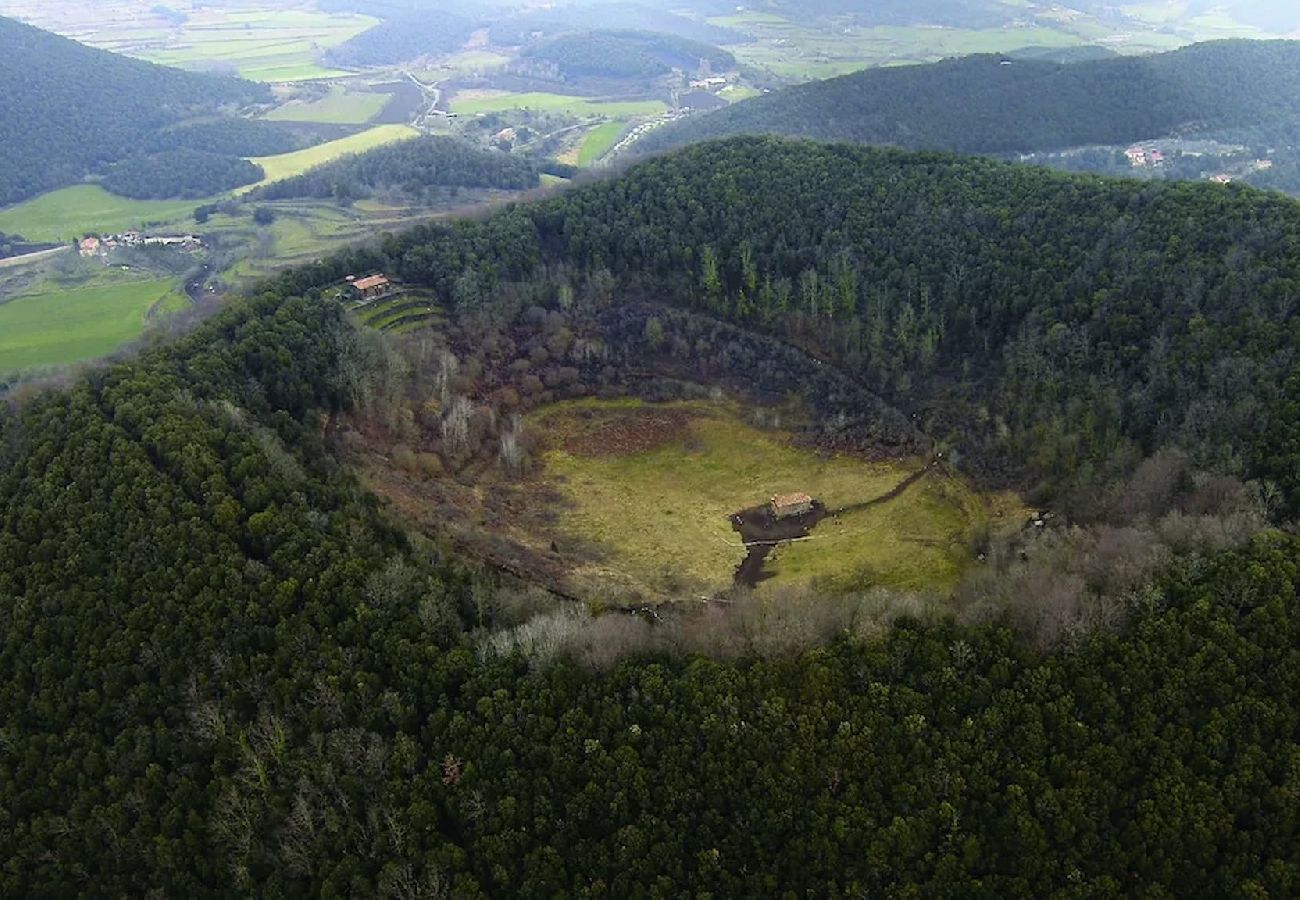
1124,144,1274,184
77,231,204,258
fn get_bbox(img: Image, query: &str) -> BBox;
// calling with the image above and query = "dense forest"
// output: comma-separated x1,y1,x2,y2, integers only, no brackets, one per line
248,135,540,204
373,137,1300,511
144,119,310,158
0,16,267,206
4,137,1300,894
325,11,479,67
516,30,736,80
100,149,264,200
640,40,1300,155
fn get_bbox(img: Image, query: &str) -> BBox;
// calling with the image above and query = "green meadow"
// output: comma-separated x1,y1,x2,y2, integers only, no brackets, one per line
264,85,388,125
0,276,183,375
243,124,419,188
133,9,375,82
450,91,668,118
578,122,626,166
0,186,206,243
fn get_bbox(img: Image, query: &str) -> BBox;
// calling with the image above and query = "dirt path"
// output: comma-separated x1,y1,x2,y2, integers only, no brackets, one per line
0,246,69,269
729,459,937,589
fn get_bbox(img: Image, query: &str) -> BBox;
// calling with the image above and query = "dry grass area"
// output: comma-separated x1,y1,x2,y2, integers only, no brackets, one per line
529,398,1018,603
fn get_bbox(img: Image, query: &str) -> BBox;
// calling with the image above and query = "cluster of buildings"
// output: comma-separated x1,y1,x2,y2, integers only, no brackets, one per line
689,75,730,92
78,232,203,258
1124,146,1166,167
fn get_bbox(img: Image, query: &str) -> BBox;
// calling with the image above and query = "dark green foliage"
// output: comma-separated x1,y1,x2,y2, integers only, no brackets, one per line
519,29,736,79
385,137,1300,501
2,134,1300,895
100,149,263,200
0,15,268,205
145,119,306,157
0,231,54,259
248,135,540,204
325,11,478,67
489,3,744,47
642,39,1300,155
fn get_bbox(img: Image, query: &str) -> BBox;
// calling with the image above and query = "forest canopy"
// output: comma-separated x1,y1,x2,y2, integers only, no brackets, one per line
0,15,267,205
4,137,1300,895
641,39,1300,155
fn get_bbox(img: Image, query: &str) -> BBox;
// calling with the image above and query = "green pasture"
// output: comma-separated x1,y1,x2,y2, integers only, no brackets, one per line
264,85,388,124
450,91,668,118
578,122,626,166
0,186,208,243
242,125,419,188
531,398,995,601
0,275,183,375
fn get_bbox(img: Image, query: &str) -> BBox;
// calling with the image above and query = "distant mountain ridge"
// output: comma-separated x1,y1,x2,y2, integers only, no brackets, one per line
639,40,1300,156
0,15,268,206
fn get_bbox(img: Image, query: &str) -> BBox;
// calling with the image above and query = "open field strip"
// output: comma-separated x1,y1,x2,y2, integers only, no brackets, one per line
265,85,388,124
0,276,181,375
241,124,419,189
578,122,627,166
0,186,211,243
450,91,668,118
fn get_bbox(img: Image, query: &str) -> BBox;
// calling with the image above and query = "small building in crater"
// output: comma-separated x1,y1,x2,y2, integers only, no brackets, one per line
769,492,814,520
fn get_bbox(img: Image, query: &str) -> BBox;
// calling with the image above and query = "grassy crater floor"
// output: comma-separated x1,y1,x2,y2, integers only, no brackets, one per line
528,398,1015,602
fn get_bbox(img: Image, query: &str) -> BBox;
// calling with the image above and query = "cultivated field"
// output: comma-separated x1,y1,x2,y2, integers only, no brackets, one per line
264,84,388,125
450,91,668,118
243,124,418,188
0,186,209,243
528,398,1001,601
578,122,627,166
0,275,182,375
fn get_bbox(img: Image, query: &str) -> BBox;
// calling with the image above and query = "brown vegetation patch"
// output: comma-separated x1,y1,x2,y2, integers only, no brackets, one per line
549,406,693,458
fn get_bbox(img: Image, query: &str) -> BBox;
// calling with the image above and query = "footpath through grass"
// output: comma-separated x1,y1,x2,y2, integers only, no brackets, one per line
0,276,182,375
531,398,996,601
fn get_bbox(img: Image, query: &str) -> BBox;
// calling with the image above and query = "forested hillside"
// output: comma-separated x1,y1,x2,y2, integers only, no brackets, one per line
248,135,540,203
0,16,268,206
377,137,1300,509
517,30,736,79
324,11,480,67
100,149,264,200
640,40,1300,155
4,138,1300,895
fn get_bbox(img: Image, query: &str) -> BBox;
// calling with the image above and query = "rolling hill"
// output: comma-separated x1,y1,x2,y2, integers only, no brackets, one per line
639,39,1300,156
0,15,268,207
517,30,737,80
4,135,1300,894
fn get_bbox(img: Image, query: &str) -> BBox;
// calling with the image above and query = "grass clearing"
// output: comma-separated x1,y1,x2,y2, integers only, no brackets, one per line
127,8,376,82
265,85,388,124
0,186,209,243
242,125,419,189
531,398,998,600
577,122,626,166
0,276,180,375
450,91,668,118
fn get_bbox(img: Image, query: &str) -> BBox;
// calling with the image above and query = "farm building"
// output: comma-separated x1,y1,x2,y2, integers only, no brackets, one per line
351,274,391,300
78,236,101,257
769,492,814,519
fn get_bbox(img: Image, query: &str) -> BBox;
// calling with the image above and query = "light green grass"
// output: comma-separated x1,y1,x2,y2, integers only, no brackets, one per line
265,85,388,124
450,91,668,118
242,125,419,189
578,122,626,166
133,9,377,82
719,84,761,103
0,186,209,243
0,276,180,374
531,398,991,600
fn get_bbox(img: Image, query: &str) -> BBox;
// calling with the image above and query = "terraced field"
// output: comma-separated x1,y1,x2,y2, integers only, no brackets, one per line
352,292,445,332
